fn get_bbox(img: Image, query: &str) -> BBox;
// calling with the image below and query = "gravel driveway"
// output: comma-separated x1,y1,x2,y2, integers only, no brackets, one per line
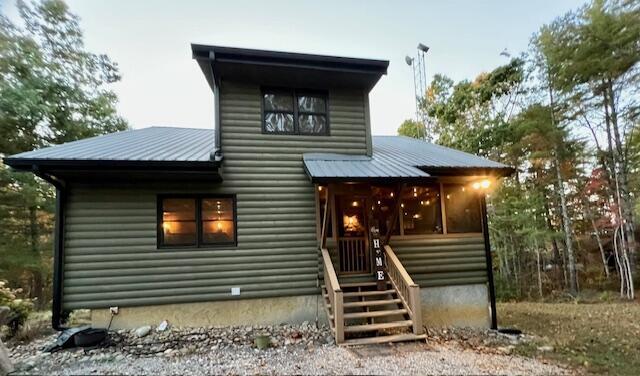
13,342,569,375
7,323,571,375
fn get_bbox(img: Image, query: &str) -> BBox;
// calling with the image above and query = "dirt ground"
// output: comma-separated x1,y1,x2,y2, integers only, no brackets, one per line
499,301,640,375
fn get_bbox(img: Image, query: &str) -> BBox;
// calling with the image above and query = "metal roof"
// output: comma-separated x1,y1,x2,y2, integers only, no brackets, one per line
191,44,389,92
5,127,512,180
4,127,217,169
303,136,512,182
373,136,509,170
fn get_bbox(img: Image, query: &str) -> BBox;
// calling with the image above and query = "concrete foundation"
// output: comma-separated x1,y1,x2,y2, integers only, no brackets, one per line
420,284,491,328
91,295,328,330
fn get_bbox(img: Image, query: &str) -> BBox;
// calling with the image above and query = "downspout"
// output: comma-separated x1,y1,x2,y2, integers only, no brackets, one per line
480,195,498,330
209,51,223,162
33,169,67,330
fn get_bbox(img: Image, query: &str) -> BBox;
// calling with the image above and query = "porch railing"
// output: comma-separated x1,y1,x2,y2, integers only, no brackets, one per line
321,247,344,343
384,245,424,335
337,237,369,274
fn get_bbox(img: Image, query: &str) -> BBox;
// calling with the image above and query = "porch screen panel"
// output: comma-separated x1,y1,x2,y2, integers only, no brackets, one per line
402,185,443,235
443,184,482,233
371,186,400,236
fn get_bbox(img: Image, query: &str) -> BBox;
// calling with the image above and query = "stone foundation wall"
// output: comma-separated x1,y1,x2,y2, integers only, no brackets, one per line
420,284,491,328
91,295,328,330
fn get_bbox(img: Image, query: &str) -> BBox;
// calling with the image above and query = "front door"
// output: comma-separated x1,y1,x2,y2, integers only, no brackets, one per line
336,194,371,275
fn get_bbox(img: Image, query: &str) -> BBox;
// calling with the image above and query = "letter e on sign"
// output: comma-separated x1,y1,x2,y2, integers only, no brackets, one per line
377,271,385,280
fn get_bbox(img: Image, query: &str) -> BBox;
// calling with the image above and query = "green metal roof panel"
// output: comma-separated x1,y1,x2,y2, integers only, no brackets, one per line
303,136,512,180
5,127,216,163
372,136,510,170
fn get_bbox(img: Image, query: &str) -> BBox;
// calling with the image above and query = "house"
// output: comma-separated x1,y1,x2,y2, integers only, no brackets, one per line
4,45,513,345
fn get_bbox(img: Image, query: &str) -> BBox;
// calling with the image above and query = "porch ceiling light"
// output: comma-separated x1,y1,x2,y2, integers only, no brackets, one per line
471,179,492,190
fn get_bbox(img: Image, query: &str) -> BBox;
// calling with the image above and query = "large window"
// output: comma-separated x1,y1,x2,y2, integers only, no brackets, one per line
263,89,328,135
158,196,236,247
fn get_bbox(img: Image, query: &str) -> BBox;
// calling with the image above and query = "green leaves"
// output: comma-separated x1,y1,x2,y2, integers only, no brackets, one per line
0,0,128,308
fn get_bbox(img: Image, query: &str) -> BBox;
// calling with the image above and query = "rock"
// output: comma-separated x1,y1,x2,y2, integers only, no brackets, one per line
537,345,554,352
0,338,15,376
134,326,152,338
157,320,169,332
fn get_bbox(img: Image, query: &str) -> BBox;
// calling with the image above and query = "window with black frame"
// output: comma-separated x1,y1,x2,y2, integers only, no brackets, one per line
263,89,328,135
158,196,236,247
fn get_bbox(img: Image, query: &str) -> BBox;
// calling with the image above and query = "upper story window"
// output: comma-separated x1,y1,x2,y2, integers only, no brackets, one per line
263,88,328,135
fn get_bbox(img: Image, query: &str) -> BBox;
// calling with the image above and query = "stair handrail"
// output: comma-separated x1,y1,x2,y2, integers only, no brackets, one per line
321,247,344,343
383,245,424,335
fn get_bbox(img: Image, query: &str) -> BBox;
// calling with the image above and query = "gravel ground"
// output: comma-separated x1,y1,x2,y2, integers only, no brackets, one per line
6,324,572,375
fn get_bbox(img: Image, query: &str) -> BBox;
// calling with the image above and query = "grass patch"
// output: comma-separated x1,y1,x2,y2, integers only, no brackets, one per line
499,301,640,375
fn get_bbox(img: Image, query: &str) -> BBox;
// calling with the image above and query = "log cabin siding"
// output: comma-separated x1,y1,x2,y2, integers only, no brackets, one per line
61,80,369,310
389,235,488,287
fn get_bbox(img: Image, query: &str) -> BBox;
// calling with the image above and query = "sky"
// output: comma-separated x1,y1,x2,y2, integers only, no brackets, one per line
1,0,587,135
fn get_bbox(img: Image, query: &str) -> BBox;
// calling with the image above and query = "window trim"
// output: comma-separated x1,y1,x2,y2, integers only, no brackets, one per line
157,194,237,249
261,87,330,136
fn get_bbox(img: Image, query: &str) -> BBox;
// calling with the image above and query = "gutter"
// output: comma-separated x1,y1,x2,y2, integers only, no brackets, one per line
33,169,67,331
480,195,498,330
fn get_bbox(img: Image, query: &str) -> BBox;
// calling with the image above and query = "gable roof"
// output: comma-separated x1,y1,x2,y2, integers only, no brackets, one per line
303,136,513,182
3,127,219,170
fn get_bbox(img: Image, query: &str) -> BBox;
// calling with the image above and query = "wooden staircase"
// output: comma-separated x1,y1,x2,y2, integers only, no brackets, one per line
321,246,427,346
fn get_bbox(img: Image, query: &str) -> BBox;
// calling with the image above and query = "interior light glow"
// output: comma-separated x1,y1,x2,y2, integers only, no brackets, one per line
351,201,359,207
481,179,491,189
472,182,481,190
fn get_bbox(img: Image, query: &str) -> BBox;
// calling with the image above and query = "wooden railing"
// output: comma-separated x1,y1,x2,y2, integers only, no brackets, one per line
321,247,344,344
383,245,424,335
338,237,369,274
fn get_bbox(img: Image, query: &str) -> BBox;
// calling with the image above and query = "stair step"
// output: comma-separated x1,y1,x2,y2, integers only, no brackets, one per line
343,299,402,308
343,289,396,297
342,333,428,346
321,281,391,290
345,320,413,333
344,308,407,319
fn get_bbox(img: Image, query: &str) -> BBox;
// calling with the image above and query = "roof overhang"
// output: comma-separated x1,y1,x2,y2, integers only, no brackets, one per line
303,153,433,184
191,44,389,92
418,166,516,178
4,158,222,183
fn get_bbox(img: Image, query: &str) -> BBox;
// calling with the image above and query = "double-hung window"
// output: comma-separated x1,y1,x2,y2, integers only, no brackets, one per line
263,89,328,135
158,195,236,247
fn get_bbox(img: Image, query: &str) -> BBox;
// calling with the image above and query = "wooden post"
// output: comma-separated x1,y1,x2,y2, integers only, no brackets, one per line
384,183,406,245
410,285,424,335
334,290,344,344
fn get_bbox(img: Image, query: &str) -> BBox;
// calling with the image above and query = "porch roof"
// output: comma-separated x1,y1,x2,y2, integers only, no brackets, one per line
303,136,514,183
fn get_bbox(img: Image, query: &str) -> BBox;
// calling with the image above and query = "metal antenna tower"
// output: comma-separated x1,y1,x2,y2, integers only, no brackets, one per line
405,43,430,141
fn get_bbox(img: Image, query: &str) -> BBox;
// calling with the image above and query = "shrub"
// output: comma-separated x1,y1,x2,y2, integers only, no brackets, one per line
0,280,34,336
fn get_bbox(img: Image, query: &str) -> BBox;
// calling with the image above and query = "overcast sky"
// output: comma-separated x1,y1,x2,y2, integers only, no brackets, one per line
2,0,586,135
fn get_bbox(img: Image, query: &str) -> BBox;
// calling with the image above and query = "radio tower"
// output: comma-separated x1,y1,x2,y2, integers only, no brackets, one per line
405,43,430,141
